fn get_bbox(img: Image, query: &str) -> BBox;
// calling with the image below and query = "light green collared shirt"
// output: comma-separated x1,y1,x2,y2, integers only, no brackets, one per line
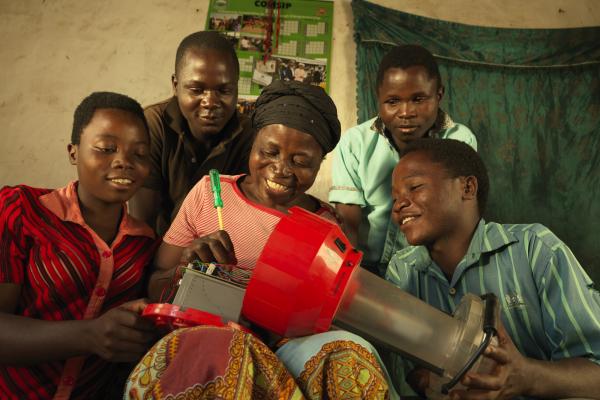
329,112,477,273
386,219,600,398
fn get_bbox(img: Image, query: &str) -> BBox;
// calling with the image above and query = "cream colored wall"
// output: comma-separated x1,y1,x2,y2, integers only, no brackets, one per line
1,0,598,201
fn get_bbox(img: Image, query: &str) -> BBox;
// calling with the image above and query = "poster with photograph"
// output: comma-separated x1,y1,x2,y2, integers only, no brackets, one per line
205,0,334,109
253,55,326,88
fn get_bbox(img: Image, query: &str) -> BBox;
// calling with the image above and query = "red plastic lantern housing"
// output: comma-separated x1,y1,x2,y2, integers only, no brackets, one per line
242,206,361,337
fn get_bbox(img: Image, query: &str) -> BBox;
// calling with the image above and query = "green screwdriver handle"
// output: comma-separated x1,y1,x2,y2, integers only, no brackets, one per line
209,169,223,208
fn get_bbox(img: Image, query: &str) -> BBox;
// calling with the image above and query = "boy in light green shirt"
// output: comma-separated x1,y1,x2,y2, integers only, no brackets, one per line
329,45,476,275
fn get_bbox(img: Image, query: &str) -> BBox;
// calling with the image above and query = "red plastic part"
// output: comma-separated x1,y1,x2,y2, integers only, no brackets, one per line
242,206,362,337
142,303,254,335
143,303,224,329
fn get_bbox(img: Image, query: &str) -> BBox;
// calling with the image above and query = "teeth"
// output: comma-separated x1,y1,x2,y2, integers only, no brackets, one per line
266,179,289,192
402,216,416,225
111,178,132,185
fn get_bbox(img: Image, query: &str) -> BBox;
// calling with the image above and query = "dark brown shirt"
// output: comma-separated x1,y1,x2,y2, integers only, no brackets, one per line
144,97,253,236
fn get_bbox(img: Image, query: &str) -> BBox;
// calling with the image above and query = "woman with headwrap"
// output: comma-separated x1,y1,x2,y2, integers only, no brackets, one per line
126,80,398,399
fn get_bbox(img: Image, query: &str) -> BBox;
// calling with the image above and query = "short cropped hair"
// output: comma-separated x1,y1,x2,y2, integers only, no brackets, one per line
376,44,442,89
175,31,239,76
402,138,489,215
71,92,148,145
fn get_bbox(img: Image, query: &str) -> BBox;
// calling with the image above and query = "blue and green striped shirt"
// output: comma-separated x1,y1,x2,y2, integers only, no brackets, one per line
385,219,600,396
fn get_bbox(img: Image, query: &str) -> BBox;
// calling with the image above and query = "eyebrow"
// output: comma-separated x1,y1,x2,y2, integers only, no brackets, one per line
292,151,314,157
400,172,427,179
264,142,315,157
403,172,426,179
386,90,431,96
183,80,235,87
93,133,148,144
93,133,119,139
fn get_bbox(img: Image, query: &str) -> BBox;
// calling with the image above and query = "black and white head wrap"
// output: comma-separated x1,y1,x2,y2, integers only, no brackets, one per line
251,80,341,154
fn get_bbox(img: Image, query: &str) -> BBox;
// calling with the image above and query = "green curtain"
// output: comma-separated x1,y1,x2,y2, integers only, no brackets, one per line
352,0,600,283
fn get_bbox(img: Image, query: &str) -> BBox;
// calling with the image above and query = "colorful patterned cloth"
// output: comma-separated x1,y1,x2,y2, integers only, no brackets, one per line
126,326,397,399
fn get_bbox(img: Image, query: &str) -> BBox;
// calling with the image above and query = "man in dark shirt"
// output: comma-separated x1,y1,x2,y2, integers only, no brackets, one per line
130,31,254,235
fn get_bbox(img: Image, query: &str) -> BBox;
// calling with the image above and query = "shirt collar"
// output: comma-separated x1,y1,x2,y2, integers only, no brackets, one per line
372,108,455,143
395,245,435,273
164,96,245,146
39,181,155,239
165,96,187,135
393,219,518,274
463,219,518,263
448,219,519,286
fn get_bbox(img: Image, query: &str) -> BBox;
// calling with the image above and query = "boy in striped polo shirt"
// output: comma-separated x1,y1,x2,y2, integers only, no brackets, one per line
386,138,600,399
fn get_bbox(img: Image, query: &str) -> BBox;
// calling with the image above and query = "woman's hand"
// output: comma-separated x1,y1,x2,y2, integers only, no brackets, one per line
85,298,157,362
180,230,237,265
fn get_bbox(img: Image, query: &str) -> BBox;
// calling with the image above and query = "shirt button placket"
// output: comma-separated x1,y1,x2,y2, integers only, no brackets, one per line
96,250,112,298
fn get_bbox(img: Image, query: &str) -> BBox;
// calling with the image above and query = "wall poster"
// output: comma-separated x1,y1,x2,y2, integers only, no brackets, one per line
205,0,334,113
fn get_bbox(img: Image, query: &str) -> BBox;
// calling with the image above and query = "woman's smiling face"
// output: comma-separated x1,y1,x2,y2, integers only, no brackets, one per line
245,124,323,209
